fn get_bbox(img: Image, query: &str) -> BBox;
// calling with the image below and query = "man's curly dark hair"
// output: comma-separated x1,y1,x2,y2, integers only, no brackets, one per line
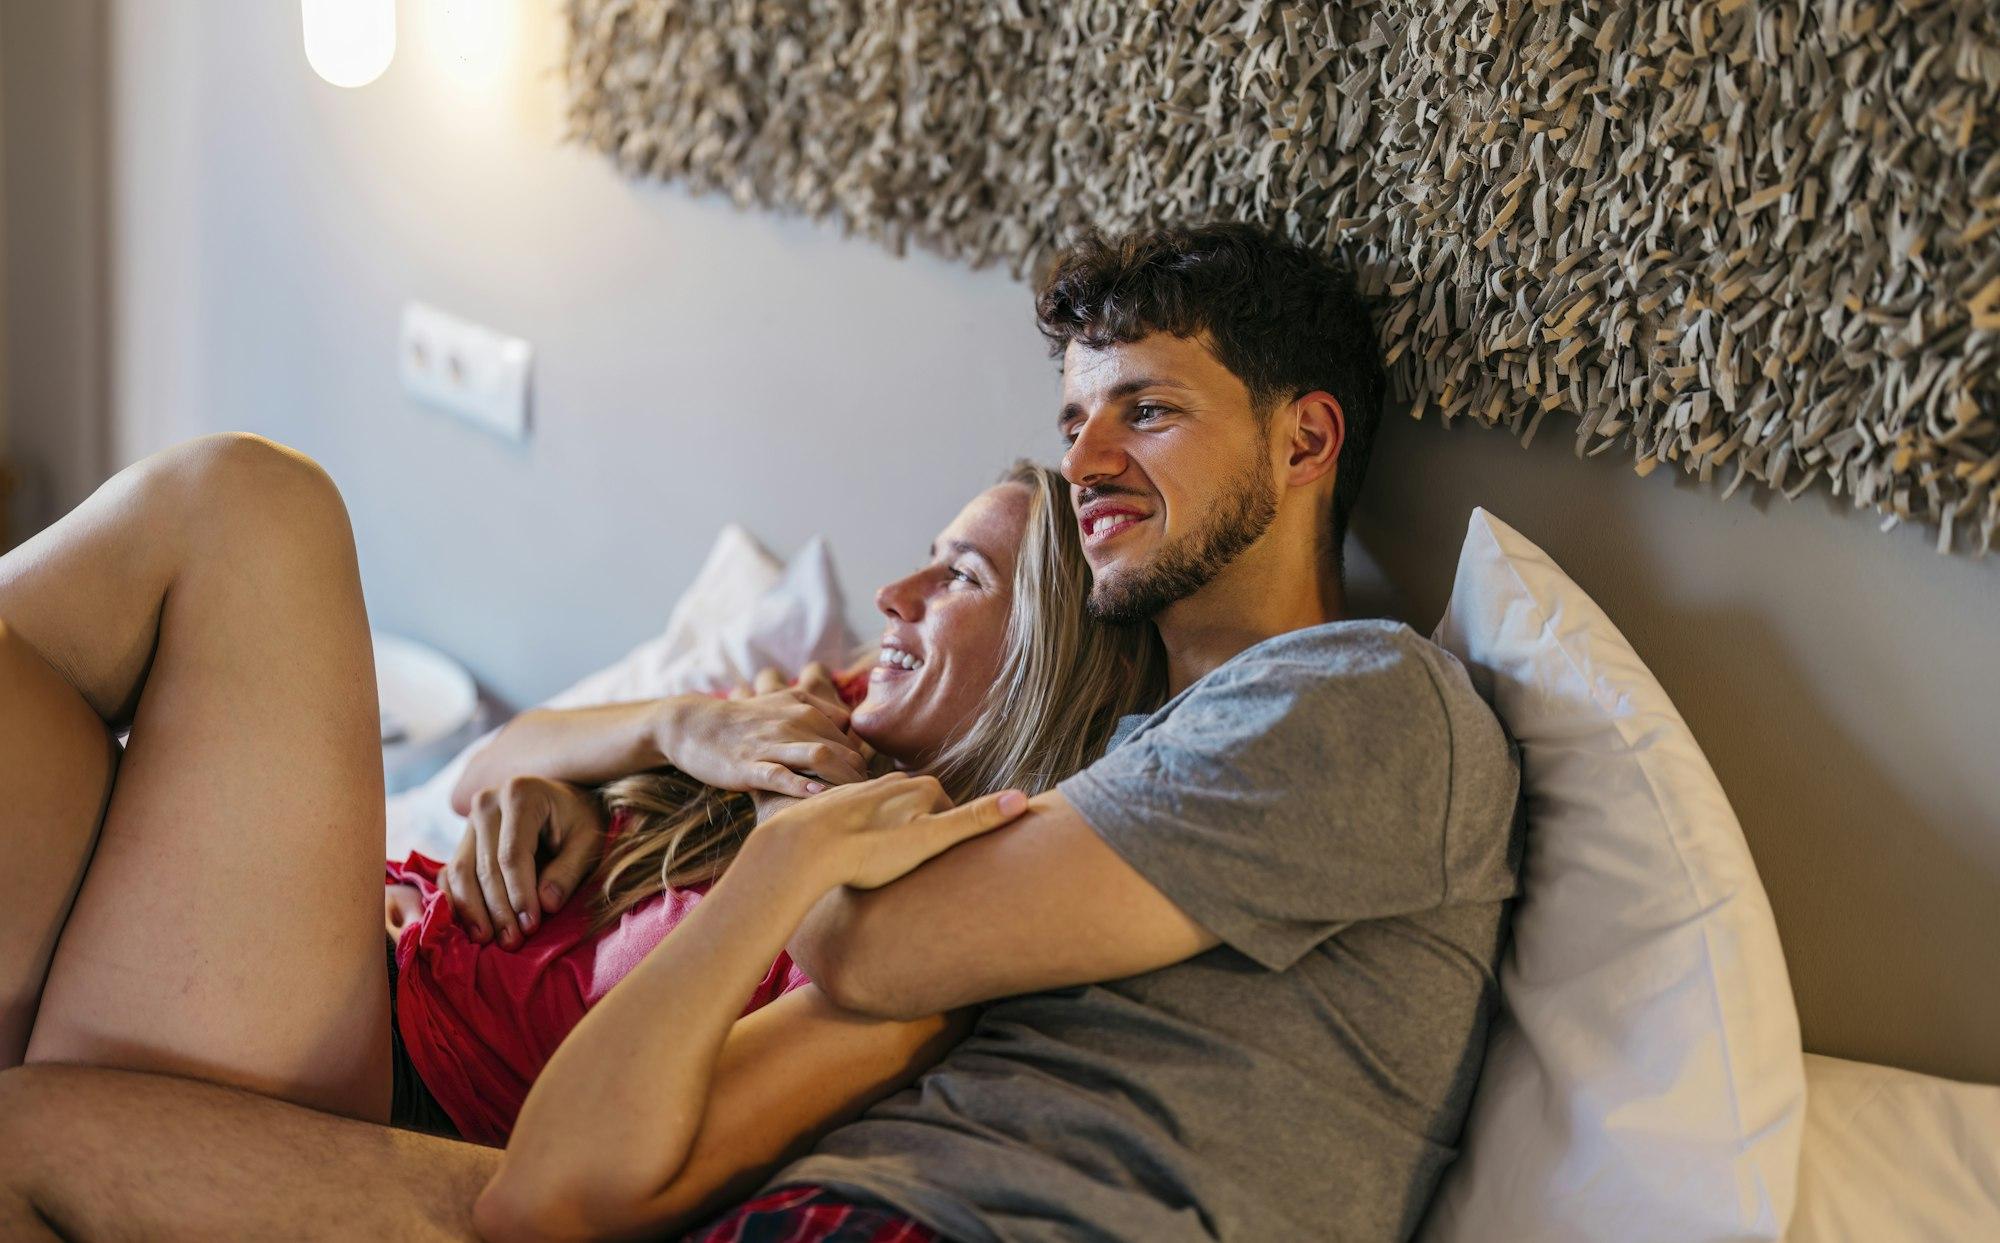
1034,221,1385,582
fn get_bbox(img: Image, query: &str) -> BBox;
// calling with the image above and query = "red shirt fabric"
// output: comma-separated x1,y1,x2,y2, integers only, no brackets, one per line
386,806,812,1146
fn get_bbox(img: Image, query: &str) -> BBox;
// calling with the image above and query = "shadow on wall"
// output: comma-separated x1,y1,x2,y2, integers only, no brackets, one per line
1353,409,2000,1085
1692,606,1995,1083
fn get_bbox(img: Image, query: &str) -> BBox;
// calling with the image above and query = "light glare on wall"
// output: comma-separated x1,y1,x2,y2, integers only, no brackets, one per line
303,0,396,88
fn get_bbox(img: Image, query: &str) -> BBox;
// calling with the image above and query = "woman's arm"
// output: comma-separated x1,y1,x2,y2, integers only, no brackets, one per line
482,987,971,1242
450,687,866,817
474,776,1026,1243
450,700,674,816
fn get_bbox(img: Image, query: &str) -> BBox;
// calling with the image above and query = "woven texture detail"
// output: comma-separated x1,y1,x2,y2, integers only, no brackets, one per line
565,0,2000,553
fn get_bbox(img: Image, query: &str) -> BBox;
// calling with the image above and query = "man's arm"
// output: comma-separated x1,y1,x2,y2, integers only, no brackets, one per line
789,790,1220,1020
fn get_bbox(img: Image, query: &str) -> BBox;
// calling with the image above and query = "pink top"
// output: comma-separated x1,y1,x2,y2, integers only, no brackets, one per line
386,807,812,1146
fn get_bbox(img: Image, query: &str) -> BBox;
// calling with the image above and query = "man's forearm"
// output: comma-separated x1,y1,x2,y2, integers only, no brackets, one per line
449,698,681,815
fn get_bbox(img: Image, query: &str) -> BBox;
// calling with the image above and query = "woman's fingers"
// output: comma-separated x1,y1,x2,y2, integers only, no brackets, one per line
537,821,599,914
752,666,787,695
924,789,1031,849
796,661,840,702
784,696,863,762
768,740,869,787
750,761,823,800
911,789,1030,861
443,838,493,944
846,787,1031,891
789,688,851,733
473,802,524,950
494,786,544,938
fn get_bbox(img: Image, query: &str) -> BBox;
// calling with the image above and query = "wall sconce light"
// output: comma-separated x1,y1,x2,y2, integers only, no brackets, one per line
303,0,396,88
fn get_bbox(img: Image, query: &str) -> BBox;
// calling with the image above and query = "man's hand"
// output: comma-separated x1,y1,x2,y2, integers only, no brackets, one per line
442,776,607,950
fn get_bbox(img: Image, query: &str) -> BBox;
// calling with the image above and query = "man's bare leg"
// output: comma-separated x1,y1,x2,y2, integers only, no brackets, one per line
0,1063,498,1242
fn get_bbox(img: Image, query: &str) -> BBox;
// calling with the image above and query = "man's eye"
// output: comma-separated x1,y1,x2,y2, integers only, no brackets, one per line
1133,404,1168,423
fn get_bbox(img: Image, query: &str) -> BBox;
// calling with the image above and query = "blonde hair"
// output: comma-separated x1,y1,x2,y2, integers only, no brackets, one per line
586,462,1165,931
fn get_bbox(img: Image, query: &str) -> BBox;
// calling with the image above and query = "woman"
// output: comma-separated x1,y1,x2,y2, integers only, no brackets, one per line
373,456,1161,1145
0,434,1158,1238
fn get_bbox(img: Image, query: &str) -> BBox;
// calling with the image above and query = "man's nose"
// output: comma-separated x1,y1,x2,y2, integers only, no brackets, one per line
1061,415,1127,489
875,572,926,622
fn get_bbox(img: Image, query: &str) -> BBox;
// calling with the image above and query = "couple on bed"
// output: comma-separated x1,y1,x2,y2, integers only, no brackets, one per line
0,221,1522,1242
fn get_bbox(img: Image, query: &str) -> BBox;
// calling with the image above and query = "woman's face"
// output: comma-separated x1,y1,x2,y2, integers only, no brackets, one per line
852,483,1030,766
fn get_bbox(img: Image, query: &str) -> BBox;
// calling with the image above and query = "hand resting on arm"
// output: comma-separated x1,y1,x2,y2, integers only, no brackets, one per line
474,774,1030,1243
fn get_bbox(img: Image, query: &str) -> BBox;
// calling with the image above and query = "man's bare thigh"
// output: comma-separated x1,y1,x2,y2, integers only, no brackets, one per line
0,1063,497,1242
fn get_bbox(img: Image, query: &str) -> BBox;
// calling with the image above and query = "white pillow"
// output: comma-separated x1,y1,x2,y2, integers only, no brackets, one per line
1791,1053,2000,1243
1419,508,1805,1243
384,525,859,859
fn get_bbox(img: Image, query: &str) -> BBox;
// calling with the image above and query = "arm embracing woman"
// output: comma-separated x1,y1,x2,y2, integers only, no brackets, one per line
472,775,1028,1243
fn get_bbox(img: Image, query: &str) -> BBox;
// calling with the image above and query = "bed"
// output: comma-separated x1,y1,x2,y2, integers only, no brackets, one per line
385,509,2000,1243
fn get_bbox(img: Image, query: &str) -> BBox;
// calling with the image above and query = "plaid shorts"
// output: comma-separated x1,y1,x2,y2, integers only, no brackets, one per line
682,1185,941,1242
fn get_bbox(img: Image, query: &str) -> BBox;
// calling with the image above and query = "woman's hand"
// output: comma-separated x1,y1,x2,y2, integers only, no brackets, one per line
765,773,1030,892
443,776,607,950
731,663,879,825
657,673,868,799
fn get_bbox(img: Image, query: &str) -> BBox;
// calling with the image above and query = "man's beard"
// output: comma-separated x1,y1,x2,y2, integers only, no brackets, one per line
1085,455,1278,627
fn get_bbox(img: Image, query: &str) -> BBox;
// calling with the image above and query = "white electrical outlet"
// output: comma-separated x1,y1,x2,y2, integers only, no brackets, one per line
399,301,533,442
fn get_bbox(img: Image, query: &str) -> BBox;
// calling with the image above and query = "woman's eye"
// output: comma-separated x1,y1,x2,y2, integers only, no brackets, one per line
950,567,978,586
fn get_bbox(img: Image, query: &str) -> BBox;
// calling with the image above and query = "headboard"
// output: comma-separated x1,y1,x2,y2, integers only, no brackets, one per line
1351,410,2000,1086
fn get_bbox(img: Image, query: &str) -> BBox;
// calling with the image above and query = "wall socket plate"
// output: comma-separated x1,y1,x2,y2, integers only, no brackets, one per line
399,301,533,442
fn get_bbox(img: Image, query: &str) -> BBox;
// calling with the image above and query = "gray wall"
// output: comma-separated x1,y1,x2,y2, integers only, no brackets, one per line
107,0,1050,709
97,2,2000,1081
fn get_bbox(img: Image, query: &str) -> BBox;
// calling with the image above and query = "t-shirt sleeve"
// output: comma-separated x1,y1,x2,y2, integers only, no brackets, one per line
1057,627,1456,971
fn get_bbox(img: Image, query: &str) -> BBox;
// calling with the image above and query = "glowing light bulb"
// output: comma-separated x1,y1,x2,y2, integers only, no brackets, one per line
302,0,396,88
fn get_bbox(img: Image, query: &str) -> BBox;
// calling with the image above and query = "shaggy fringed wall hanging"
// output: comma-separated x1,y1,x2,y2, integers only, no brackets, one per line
564,0,2000,554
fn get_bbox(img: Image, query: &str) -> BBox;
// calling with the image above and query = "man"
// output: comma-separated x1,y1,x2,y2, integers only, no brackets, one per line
0,222,1519,1242
699,221,1524,1240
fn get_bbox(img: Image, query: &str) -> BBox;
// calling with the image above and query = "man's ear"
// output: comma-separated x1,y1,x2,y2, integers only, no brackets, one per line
1282,390,1345,489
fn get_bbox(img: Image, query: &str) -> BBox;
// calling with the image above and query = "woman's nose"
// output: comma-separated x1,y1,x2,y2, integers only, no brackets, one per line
1061,415,1127,489
875,573,926,621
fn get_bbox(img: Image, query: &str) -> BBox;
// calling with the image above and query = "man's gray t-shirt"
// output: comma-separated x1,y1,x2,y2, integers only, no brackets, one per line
772,620,1524,1241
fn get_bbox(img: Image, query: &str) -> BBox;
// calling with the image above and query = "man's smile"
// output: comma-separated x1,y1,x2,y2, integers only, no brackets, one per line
1077,500,1153,549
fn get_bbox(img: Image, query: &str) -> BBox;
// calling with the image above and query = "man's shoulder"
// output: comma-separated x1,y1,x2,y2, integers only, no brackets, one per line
1211,617,1447,679
1091,619,1483,781
1194,618,1476,722
1175,618,1515,805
